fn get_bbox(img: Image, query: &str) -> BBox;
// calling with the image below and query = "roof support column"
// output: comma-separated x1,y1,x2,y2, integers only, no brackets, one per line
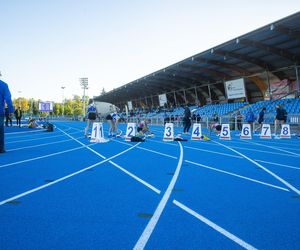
208,84,212,103
295,65,300,95
266,70,272,100
183,89,187,105
194,86,198,104
151,95,154,108
173,91,177,107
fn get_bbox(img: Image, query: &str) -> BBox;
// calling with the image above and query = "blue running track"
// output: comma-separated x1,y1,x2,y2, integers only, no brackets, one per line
1,121,300,249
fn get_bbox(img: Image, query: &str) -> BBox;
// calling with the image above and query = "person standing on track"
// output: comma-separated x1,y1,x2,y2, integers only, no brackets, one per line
255,107,266,132
0,79,14,153
245,109,255,131
183,105,191,134
236,110,243,131
274,104,287,136
84,99,98,137
14,106,23,127
5,105,12,126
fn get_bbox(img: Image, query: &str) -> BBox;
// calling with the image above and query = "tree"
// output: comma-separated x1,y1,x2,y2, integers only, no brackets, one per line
13,98,29,112
53,103,61,116
101,88,106,95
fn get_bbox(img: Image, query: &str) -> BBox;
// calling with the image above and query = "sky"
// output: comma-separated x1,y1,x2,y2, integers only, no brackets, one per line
1,0,299,102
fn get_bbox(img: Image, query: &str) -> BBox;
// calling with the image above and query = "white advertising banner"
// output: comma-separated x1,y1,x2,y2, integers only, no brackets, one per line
158,93,167,107
127,101,133,111
225,78,246,99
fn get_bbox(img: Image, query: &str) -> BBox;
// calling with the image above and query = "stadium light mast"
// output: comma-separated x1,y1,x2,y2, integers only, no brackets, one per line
79,77,88,118
61,86,66,116
18,91,22,107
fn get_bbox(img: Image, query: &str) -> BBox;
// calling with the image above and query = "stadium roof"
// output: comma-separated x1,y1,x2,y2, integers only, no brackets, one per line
95,11,300,107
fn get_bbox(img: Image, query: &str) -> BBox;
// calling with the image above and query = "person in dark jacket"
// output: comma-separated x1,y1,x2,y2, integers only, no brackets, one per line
275,104,287,135
0,79,14,153
5,106,12,126
14,106,23,127
236,110,243,131
183,106,191,134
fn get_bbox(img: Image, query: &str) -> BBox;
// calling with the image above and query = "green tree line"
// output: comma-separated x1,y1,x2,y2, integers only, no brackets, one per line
12,95,88,117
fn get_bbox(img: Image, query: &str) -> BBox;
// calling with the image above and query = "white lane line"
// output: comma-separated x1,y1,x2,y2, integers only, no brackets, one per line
173,200,257,250
230,146,300,158
114,140,177,159
245,140,300,157
148,137,242,159
185,146,243,159
6,133,70,144
0,145,92,169
57,127,160,194
7,136,85,152
108,161,161,194
134,142,184,250
5,127,74,140
185,160,289,192
0,143,140,206
57,127,107,158
5,129,47,135
213,141,300,195
147,139,178,147
255,160,300,170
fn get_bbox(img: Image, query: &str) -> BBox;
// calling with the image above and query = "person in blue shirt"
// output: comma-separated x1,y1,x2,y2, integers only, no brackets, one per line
254,107,266,132
0,79,14,153
245,109,255,131
84,99,98,137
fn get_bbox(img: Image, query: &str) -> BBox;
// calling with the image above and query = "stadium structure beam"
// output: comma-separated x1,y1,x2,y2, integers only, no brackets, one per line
180,62,231,80
213,49,289,80
195,57,267,95
168,66,214,83
158,71,225,101
272,24,300,40
239,38,300,63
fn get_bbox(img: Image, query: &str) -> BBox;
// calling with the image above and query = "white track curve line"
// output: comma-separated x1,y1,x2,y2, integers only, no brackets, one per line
133,141,184,250
0,143,139,206
213,140,300,195
173,200,257,250
245,140,300,157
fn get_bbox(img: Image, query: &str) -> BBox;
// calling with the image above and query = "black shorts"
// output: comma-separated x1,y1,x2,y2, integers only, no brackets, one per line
215,125,222,131
88,112,96,120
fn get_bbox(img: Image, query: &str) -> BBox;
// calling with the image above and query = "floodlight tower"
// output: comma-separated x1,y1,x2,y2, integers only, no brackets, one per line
18,91,22,107
61,86,66,116
79,78,88,117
